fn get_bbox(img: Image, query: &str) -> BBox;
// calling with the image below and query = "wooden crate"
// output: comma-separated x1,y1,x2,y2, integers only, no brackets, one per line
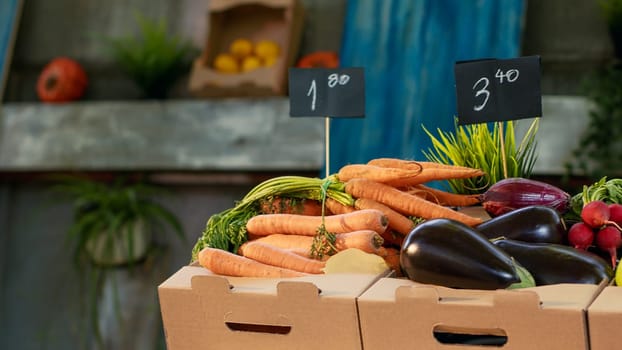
189,0,304,98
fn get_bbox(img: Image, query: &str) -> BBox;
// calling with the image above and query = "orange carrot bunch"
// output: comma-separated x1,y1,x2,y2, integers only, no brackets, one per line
195,157,486,278
336,158,486,250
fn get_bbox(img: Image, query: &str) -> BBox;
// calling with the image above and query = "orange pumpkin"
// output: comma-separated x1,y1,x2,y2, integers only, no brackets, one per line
296,51,339,68
36,57,88,103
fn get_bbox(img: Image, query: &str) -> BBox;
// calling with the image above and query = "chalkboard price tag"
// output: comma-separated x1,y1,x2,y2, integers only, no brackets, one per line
289,67,365,117
454,56,541,125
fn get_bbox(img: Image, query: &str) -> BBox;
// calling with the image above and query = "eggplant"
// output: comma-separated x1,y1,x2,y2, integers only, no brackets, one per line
480,177,570,217
492,238,613,285
400,218,520,290
476,205,566,244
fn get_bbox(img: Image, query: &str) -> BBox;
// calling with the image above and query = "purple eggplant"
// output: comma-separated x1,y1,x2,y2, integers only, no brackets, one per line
492,238,613,285
476,205,566,244
400,218,520,290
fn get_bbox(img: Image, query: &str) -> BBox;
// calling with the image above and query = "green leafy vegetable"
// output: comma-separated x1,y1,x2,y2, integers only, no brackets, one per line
566,177,622,221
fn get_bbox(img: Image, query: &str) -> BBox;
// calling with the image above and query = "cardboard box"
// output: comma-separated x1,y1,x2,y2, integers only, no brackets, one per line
158,266,385,350
189,0,304,97
357,278,603,350
587,285,622,350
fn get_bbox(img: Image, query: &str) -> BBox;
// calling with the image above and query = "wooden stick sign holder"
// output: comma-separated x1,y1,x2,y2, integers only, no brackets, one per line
325,117,330,177
288,68,365,177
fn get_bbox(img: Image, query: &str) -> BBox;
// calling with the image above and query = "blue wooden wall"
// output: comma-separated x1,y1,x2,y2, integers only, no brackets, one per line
0,0,22,101
329,0,526,172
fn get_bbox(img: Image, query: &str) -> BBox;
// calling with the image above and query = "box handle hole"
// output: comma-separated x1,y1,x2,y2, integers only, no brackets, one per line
225,322,292,335
433,325,507,346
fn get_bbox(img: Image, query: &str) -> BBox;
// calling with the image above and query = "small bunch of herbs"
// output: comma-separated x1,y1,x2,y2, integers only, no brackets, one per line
422,118,539,194
105,12,197,99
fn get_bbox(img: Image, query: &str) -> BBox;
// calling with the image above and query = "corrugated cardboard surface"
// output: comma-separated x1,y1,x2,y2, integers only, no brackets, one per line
357,278,601,350
158,266,385,350
588,286,622,350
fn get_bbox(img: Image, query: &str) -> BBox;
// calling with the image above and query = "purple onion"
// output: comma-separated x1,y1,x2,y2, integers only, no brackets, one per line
480,177,571,217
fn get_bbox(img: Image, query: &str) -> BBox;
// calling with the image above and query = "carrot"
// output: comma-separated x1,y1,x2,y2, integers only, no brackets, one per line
379,228,405,248
238,241,325,274
406,184,481,207
325,197,356,215
198,247,306,278
253,230,384,254
245,209,389,236
338,161,483,187
384,167,485,187
336,163,422,183
368,157,478,171
354,197,415,236
285,247,330,261
345,177,483,227
415,162,479,171
379,247,402,277
334,229,384,253
253,234,314,250
376,246,389,257
258,196,323,216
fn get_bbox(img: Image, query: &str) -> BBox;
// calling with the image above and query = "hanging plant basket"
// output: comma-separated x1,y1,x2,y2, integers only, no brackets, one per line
85,220,151,266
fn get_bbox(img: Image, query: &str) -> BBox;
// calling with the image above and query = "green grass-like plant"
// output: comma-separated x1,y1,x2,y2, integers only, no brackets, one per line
422,119,539,194
106,12,196,99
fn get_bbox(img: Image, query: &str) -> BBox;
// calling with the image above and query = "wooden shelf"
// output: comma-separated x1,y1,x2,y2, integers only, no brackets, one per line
0,98,325,173
0,95,592,176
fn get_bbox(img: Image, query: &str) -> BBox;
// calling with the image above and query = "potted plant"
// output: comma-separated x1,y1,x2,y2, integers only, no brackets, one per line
105,12,197,99
52,175,184,348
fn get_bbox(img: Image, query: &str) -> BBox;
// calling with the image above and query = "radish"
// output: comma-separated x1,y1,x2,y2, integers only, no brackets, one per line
567,222,595,250
581,200,621,229
595,226,622,268
609,203,622,226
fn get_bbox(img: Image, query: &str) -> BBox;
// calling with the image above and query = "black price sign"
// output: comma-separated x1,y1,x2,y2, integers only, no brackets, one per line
289,67,365,117
454,56,542,125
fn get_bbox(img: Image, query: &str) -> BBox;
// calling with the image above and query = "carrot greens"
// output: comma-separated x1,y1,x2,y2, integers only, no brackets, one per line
191,176,353,261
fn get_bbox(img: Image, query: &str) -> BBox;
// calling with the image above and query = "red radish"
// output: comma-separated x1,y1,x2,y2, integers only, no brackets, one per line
567,222,595,250
595,226,622,268
609,203,622,226
581,200,621,229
